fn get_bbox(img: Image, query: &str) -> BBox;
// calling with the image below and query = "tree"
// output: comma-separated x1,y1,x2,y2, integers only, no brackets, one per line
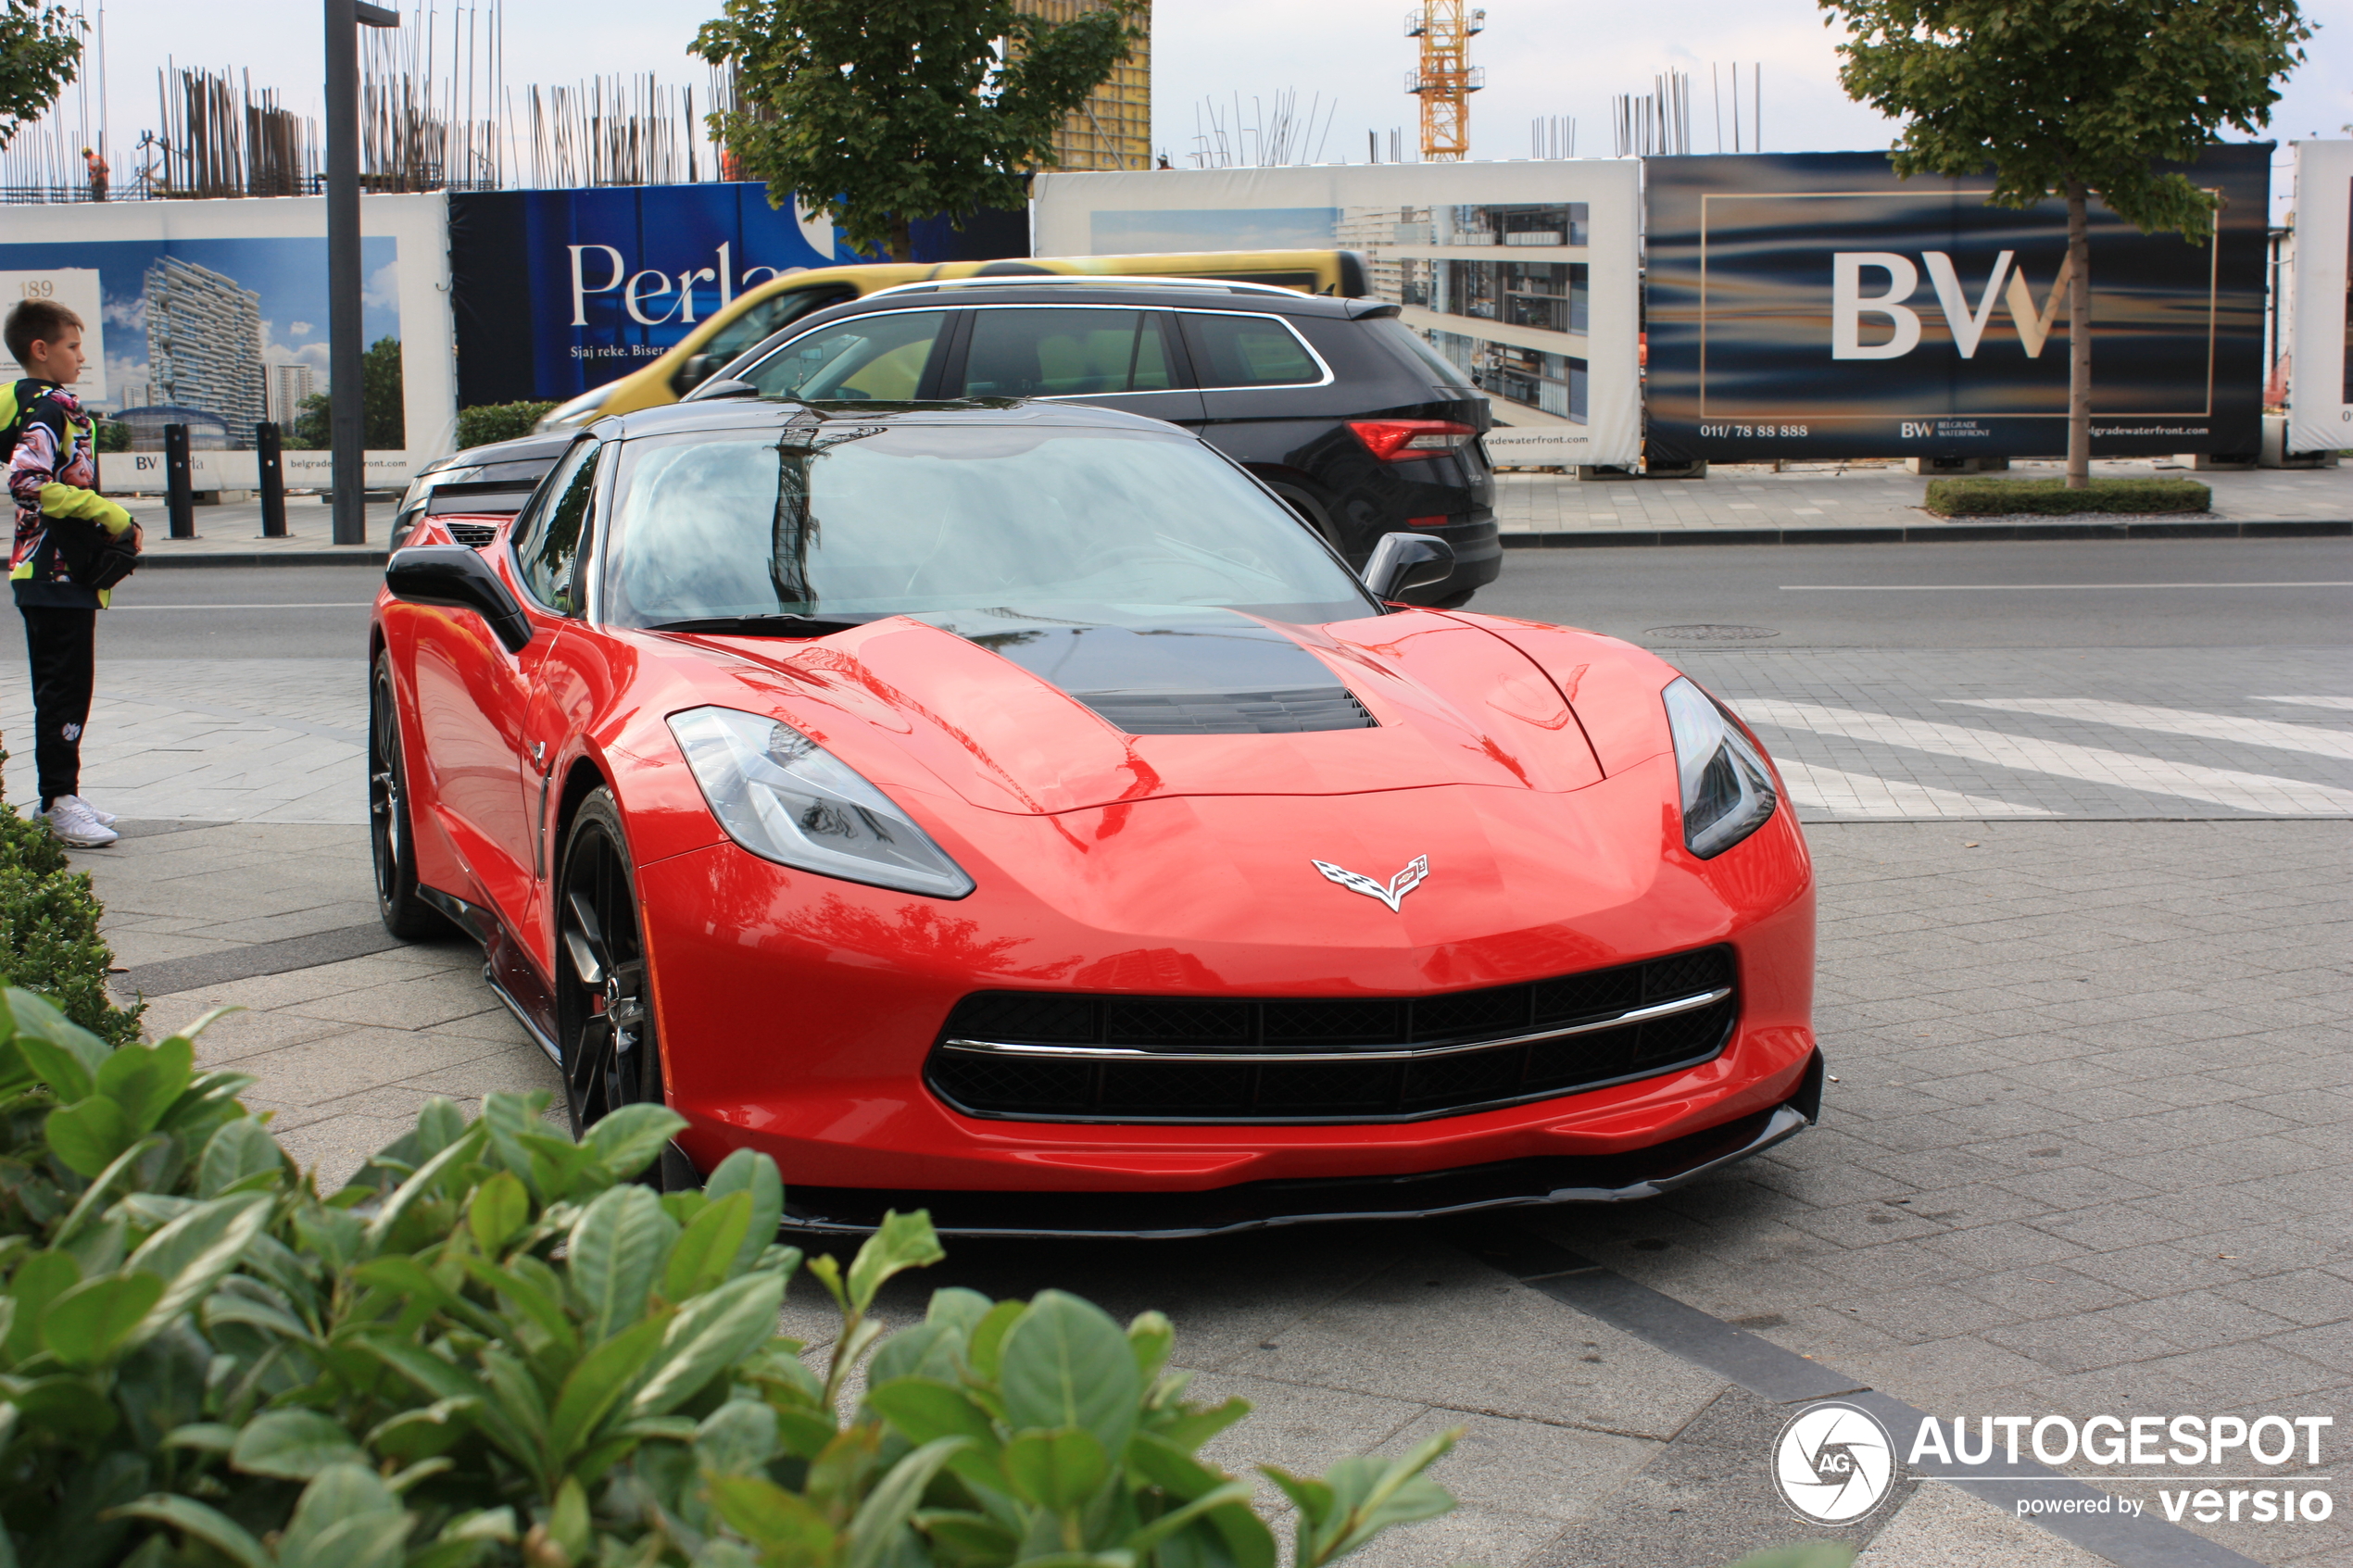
286,337,406,451
1819,0,2309,486
692,0,1144,263
0,0,80,151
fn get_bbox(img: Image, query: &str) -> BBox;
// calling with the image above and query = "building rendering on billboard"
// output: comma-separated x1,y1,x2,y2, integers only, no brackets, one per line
0,192,454,480
1644,149,2270,462
2284,141,2352,459
1032,161,1642,468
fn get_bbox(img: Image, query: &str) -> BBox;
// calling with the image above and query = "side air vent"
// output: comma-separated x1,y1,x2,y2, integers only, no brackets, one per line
1080,686,1376,735
447,521,500,547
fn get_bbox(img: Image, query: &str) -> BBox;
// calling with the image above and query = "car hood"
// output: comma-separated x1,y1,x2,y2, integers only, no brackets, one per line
672,607,1608,816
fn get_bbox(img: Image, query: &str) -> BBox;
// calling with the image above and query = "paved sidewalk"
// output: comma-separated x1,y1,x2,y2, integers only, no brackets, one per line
84,816,2344,1568
117,496,398,561
1496,458,2352,537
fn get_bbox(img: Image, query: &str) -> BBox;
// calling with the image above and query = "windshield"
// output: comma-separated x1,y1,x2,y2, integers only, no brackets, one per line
602,421,1378,627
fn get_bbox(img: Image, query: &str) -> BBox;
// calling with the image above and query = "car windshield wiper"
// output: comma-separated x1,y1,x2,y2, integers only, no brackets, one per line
647,612,878,638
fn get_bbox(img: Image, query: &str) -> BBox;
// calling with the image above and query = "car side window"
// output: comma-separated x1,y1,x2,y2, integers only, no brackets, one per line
1180,312,1323,388
741,309,950,402
511,437,600,614
958,308,1174,397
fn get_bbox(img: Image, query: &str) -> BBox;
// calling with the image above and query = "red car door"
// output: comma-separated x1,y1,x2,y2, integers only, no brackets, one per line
411,436,603,948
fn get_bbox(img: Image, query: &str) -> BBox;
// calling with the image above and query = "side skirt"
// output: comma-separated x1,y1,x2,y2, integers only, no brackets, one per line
418,884,561,1066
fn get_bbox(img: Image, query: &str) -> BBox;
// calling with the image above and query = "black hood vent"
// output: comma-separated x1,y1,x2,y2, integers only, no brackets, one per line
925,608,1378,737
1080,685,1374,735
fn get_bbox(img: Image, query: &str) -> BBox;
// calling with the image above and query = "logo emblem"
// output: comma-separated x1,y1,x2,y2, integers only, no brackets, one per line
1772,1400,1896,1524
1311,855,1428,913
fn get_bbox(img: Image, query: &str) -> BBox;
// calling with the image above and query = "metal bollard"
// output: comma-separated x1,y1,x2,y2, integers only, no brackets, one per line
163,423,195,539
256,421,287,537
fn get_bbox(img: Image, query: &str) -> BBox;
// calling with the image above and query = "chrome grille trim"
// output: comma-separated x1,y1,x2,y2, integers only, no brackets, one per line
941,985,1732,1065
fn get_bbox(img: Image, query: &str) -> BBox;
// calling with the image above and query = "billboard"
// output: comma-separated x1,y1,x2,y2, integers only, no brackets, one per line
1032,163,1643,468
446,184,1028,406
2285,141,2352,458
1644,149,2271,461
0,193,455,479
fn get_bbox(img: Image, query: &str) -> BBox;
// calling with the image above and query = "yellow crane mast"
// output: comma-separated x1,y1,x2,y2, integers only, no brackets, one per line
1405,3,1484,160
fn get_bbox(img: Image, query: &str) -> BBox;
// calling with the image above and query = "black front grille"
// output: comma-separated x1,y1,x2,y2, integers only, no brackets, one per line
447,521,499,547
1079,686,1376,735
925,946,1736,1124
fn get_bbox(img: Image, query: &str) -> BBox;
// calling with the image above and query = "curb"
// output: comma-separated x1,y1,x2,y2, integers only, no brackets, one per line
132,549,391,569
1500,519,2353,548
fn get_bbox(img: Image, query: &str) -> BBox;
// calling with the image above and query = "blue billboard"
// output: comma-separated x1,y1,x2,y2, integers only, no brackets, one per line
447,183,1027,406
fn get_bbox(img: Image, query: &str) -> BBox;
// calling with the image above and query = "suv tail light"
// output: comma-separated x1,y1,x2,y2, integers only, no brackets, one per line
1348,420,1478,462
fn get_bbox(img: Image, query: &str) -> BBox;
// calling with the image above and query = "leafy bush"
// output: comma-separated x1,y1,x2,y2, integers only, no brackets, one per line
1923,476,2211,517
0,748,143,1046
456,402,560,450
0,989,1456,1567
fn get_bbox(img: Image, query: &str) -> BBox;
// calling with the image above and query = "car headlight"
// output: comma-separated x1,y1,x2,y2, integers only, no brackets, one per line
666,707,975,898
1662,677,1779,859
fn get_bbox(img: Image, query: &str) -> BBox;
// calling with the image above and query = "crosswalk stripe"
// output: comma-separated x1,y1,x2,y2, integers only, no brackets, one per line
1737,699,2353,816
1945,699,2353,762
2255,695,2353,713
1771,759,2057,819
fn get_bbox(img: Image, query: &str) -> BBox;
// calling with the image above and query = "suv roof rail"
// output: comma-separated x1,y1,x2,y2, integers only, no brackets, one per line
862,274,1309,301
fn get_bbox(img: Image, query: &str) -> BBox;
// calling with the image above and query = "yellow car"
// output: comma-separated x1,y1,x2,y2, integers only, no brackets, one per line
536,250,1369,429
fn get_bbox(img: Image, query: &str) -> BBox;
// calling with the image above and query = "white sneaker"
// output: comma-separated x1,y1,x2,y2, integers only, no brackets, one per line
59,795,116,827
42,797,119,847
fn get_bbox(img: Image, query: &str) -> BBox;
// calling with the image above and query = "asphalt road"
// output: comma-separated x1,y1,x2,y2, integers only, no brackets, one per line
7,537,2343,663
1475,537,2353,649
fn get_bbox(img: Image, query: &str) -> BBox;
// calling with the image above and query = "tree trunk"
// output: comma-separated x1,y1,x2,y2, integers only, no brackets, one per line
2065,179,2092,491
888,215,914,264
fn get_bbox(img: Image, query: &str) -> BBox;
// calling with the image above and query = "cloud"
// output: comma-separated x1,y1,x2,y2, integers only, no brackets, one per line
103,290,146,332
362,260,399,312
287,320,313,336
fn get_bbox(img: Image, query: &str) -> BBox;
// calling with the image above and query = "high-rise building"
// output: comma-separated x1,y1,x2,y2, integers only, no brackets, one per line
1014,0,1151,171
145,255,266,441
267,362,317,427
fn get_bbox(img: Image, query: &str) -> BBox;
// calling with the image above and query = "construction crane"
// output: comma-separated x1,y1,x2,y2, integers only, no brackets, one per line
1405,4,1484,160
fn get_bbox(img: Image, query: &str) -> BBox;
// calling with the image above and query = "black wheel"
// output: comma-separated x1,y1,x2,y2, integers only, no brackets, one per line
555,790,692,1185
370,654,445,940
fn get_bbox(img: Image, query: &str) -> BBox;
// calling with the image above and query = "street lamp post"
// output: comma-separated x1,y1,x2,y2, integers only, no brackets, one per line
326,0,400,546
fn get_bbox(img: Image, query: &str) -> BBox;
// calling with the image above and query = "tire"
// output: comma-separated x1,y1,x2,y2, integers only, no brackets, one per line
555,788,694,1186
370,653,446,940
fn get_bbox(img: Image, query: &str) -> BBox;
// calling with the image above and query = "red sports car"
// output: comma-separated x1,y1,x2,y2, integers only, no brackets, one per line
373,396,1818,1236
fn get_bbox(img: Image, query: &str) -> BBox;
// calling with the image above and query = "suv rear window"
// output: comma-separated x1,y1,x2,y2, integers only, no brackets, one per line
1181,313,1323,388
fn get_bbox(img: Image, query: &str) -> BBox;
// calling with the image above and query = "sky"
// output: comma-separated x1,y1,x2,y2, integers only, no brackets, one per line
46,0,2353,220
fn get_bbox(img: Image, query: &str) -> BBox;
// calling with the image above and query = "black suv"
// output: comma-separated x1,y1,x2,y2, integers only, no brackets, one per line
697,279,1500,606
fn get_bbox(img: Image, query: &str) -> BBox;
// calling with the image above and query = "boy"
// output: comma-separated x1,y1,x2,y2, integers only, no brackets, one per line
4,297,140,847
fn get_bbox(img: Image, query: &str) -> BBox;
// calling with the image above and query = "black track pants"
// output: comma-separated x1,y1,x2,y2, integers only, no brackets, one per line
19,606,95,809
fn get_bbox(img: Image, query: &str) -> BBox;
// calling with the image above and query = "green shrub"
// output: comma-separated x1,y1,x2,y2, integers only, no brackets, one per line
0,747,142,1046
457,402,561,450
0,990,1455,1567
1923,476,2212,517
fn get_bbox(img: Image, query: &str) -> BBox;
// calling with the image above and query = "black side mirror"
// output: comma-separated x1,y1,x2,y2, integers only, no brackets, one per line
1361,532,1456,601
673,352,718,393
386,545,534,653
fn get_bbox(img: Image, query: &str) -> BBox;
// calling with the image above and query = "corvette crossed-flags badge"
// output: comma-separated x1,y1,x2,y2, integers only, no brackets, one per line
1310,855,1430,913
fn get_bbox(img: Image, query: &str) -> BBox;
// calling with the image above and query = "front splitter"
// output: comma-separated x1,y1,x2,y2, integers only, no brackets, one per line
774,1050,1821,1240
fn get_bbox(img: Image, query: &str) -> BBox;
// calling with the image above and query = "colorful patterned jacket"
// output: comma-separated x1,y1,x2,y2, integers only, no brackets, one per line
5,379,133,608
